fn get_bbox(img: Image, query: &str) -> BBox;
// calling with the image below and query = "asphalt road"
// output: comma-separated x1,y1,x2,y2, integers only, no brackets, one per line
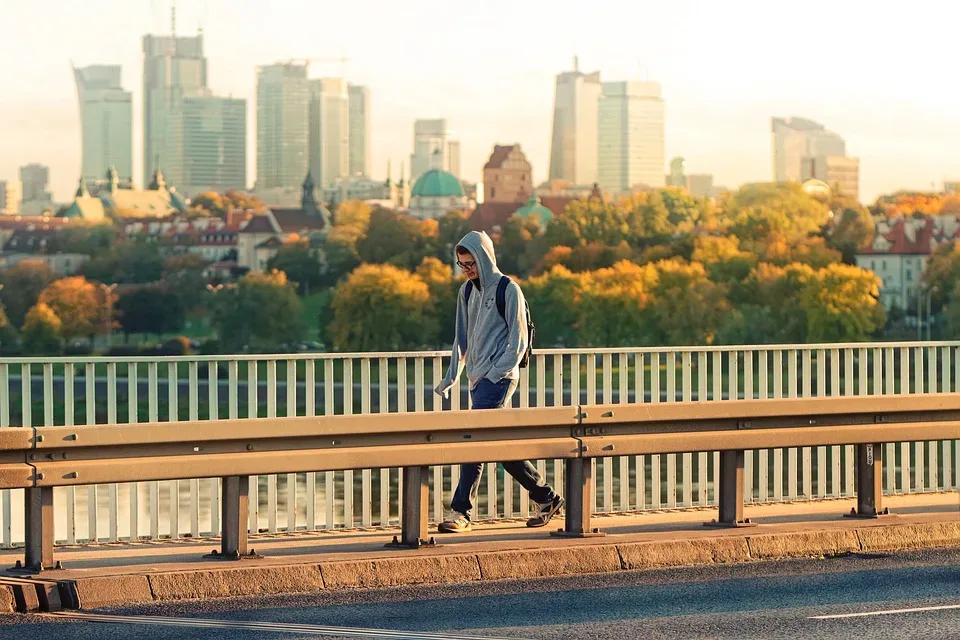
5,547,960,639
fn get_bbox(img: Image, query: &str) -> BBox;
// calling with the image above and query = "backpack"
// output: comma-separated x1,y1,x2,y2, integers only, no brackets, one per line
464,276,535,368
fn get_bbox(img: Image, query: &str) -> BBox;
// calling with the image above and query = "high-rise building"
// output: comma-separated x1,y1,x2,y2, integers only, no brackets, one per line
411,119,449,180
19,164,50,203
548,58,602,186
802,156,860,202
0,180,22,214
177,95,247,196
597,81,664,194
685,174,714,199
256,63,310,190
347,84,371,177
447,139,461,179
771,117,847,183
142,32,207,187
73,64,133,182
667,157,687,187
309,78,350,189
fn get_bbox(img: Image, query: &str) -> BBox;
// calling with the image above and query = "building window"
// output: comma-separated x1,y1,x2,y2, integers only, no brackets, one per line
490,188,495,199
871,260,876,270
882,260,887,270
906,270,912,281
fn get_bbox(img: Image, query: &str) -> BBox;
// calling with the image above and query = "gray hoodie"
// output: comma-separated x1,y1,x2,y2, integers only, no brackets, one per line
435,231,528,396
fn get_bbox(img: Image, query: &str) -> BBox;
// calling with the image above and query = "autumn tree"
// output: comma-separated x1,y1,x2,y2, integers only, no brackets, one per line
320,200,373,283
266,237,324,295
330,263,435,351
690,236,758,285
212,270,305,352
21,303,62,355
0,259,54,327
495,215,546,276
648,259,730,345
799,263,885,342
577,261,659,347
38,276,111,341
416,257,460,345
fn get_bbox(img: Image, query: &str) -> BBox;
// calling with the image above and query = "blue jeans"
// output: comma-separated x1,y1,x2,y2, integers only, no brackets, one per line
449,377,557,518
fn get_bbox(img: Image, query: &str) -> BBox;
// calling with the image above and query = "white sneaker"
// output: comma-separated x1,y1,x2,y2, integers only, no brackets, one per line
438,511,472,533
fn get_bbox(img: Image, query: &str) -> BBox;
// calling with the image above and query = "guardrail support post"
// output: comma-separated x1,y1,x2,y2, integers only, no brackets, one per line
220,476,250,558
846,443,888,518
398,466,429,548
24,487,54,571
552,458,604,538
706,450,754,528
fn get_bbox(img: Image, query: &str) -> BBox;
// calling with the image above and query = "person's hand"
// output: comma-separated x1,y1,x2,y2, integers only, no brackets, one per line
434,379,453,398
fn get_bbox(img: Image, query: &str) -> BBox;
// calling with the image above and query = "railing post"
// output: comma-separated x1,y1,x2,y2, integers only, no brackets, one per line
552,457,604,537
398,466,429,547
846,443,888,518
220,476,249,558
706,449,755,528
25,487,54,571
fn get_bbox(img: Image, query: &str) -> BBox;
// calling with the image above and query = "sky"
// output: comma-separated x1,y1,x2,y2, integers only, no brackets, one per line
2,0,959,204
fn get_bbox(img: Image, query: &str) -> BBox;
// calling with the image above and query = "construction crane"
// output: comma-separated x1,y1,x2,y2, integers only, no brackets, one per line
279,57,349,77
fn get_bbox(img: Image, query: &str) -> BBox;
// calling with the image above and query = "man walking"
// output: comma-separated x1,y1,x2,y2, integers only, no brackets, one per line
434,231,563,533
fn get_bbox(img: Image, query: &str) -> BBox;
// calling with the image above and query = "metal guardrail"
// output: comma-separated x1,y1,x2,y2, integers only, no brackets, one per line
2,341,959,548
3,393,960,572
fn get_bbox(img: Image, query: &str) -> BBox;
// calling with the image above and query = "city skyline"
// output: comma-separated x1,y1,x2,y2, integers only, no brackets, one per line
2,0,959,203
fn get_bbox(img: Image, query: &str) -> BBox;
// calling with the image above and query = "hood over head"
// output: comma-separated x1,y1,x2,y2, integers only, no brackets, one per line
455,230,500,288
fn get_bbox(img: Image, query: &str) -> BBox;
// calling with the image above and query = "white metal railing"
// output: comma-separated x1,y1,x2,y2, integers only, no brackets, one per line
0,341,957,546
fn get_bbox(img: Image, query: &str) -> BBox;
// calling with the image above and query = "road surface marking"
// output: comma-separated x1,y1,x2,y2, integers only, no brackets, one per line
811,604,960,619
45,611,523,639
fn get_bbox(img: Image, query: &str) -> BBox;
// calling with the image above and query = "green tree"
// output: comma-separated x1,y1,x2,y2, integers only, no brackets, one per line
38,276,110,341
0,259,54,327
81,239,165,284
49,223,116,255
162,254,209,312
213,271,304,352
523,265,583,347
356,208,438,269
21,302,62,355
690,236,758,285
827,204,875,263
543,198,629,249
116,287,185,339
437,210,474,265
267,238,324,295
495,215,544,276
330,263,435,350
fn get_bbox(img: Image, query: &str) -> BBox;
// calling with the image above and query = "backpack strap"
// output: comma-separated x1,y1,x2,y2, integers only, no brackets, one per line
464,280,473,306
496,276,510,320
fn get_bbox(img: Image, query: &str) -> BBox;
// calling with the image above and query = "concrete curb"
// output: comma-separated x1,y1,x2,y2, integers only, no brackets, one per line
10,519,960,611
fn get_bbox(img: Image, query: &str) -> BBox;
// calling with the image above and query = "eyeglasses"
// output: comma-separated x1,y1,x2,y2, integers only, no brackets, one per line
456,260,476,270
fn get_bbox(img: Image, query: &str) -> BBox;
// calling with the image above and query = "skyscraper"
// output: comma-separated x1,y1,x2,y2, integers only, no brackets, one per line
597,81,665,193
256,63,310,190
771,117,846,183
73,64,133,182
0,180,22,215
446,139,461,179
410,119,449,180
548,58,602,186
178,95,247,196
347,84,371,177
309,78,350,188
19,164,50,203
142,32,207,187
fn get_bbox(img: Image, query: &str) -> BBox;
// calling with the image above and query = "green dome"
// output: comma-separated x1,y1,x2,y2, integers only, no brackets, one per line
411,169,464,198
515,196,554,222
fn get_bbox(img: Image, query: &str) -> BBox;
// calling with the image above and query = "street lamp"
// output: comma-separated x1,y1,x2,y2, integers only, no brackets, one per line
926,286,939,342
99,283,118,349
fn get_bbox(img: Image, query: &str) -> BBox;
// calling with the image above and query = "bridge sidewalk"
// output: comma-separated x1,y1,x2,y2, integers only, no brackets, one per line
1,493,959,611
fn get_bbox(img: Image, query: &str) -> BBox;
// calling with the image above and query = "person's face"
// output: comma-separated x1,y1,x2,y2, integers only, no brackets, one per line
457,252,478,280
